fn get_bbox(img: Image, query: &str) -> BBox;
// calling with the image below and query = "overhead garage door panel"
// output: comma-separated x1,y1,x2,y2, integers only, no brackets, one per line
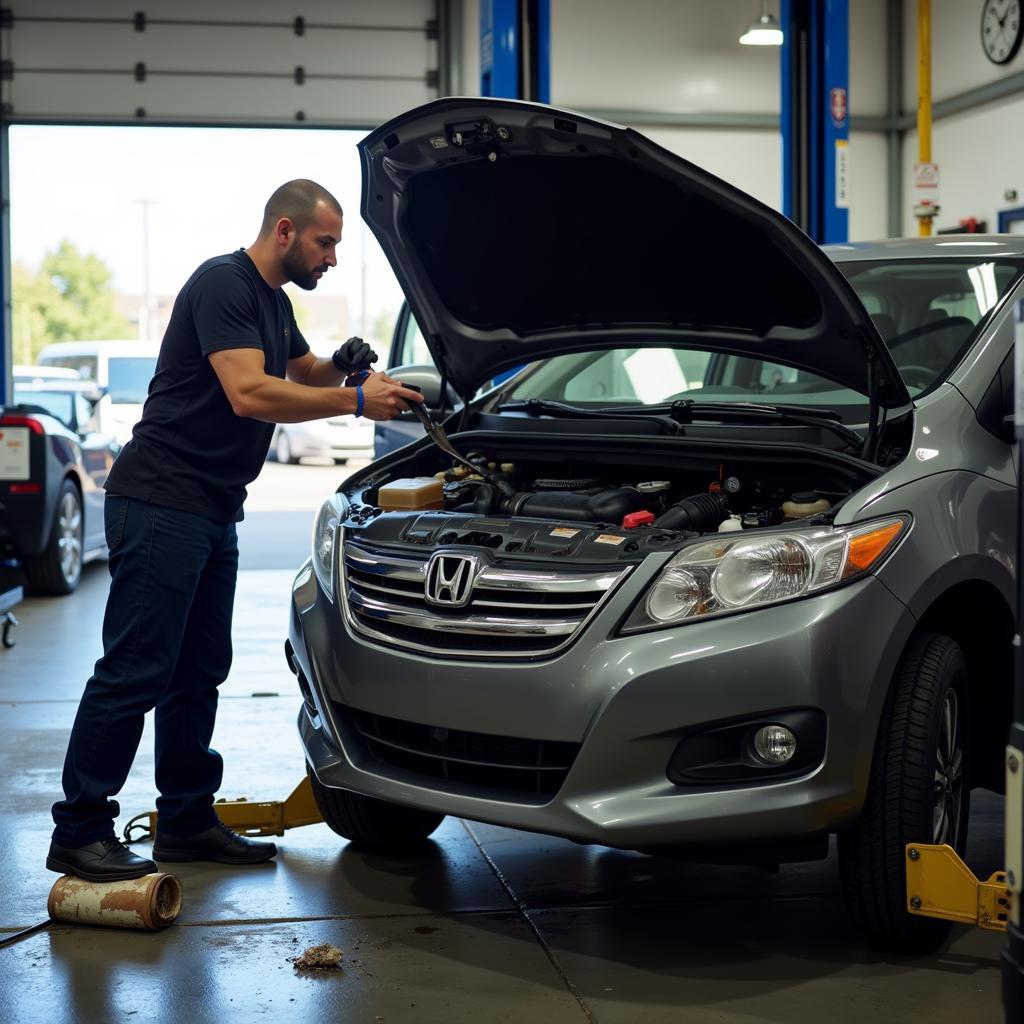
1,0,438,126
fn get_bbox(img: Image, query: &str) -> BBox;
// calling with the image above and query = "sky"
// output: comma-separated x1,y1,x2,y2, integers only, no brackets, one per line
8,123,406,336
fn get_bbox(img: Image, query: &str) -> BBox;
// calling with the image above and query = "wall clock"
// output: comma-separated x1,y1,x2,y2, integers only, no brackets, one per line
981,0,1023,65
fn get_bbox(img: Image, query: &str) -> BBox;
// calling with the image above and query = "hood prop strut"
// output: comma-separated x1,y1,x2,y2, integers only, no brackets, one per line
860,345,880,463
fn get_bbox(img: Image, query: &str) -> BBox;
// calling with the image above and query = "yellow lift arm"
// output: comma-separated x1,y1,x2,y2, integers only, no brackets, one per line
905,843,1009,932
905,743,1022,934
126,777,323,842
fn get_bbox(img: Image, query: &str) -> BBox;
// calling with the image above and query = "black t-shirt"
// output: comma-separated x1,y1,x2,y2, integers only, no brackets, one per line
106,249,310,522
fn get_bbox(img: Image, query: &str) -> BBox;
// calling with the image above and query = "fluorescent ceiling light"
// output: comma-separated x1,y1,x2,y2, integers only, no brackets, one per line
740,4,783,46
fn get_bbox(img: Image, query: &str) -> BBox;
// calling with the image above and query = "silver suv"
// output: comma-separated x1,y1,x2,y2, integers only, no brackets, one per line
287,98,1022,953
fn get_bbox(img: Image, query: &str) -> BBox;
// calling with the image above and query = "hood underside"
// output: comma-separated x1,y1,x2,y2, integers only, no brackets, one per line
359,98,909,408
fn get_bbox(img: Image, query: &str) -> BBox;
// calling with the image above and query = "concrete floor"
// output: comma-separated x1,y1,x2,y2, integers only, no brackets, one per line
0,463,1009,1023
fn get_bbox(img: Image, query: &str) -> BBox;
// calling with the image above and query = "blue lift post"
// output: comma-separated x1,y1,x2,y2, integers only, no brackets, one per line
479,0,550,103
479,1,548,387
781,0,849,244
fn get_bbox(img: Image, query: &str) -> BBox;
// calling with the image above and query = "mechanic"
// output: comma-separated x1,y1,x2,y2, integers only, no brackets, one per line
47,179,424,882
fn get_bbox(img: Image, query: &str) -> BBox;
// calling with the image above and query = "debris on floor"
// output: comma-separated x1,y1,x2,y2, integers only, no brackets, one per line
289,943,344,971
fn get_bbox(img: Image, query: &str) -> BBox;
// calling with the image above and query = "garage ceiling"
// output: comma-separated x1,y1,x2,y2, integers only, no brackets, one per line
0,0,440,127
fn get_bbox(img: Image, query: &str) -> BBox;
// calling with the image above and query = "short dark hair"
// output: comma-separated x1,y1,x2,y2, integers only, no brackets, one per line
260,179,342,236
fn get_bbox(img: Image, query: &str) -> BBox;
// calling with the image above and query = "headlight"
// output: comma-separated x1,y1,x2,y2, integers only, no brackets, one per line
621,515,909,633
311,493,348,601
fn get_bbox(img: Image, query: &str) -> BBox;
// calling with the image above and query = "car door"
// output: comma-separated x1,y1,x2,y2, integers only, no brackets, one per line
375,303,440,458
73,393,115,551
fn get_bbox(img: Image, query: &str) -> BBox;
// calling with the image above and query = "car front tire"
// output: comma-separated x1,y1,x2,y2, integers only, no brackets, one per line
838,632,970,953
25,479,84,596
306,763,445,852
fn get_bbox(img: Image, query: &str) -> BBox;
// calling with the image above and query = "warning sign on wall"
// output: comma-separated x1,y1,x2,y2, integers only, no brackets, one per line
913,162,940,215
835,140,850,209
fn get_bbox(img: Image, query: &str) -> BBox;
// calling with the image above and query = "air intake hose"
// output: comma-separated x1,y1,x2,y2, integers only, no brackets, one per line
654,492,729,532
503,487,644,523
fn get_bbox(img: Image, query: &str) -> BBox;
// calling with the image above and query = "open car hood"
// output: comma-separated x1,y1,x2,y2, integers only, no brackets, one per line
359,98,910,408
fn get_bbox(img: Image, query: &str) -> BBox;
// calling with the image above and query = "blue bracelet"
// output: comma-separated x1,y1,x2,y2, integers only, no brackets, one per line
355,385,364,418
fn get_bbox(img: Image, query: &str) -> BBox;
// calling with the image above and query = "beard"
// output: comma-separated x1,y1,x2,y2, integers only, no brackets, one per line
282,245,327,291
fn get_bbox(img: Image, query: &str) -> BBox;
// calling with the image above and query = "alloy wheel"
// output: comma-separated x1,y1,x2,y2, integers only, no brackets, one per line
933,688,965,845
57,489,83,586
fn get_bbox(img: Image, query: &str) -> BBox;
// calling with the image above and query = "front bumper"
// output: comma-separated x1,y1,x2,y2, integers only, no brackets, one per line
289,557,915,850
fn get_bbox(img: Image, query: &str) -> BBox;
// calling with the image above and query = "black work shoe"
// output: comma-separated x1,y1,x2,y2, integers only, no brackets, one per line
152,821,277,865
47,838,157,882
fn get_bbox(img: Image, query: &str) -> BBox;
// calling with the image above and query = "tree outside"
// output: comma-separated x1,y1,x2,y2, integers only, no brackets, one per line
12,240,133,364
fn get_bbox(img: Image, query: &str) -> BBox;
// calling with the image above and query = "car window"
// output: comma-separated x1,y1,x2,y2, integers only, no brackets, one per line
40,355,98,380
562,348,709,402
107,357,156,404
13,388,75,429
400,314,434,367
839,259,1022,394
509,348,855,409
75,394,94,432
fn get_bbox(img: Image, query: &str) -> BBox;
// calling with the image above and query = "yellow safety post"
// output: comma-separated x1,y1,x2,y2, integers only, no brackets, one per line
916,0,935,236
905,843,1010,931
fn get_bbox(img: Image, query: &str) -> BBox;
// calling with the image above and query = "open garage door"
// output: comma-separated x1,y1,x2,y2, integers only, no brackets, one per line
0,0,440,128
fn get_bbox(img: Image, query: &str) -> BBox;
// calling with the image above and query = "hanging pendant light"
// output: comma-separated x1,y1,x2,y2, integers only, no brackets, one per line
740,1,784,46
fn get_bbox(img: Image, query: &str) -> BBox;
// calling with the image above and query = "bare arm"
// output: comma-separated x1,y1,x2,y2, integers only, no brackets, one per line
208,348,422,423
286,350,346,388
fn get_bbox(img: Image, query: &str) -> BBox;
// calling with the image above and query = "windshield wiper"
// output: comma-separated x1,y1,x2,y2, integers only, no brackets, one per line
496,398,682,434
656,400,865,449
498,398,864,450
660,399,865,449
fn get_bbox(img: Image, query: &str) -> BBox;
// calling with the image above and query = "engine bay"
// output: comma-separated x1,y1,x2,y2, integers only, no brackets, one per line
343,432,881,558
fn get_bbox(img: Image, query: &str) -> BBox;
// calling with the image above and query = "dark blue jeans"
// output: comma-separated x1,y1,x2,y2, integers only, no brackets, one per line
52,495,239,846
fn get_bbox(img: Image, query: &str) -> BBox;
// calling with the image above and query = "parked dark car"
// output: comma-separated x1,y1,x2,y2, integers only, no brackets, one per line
289,97,1023,953
0,380,117,594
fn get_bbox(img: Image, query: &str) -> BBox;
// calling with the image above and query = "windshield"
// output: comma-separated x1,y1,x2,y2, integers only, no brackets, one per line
40,354,98,380
502,257,1023,414
14,388,74,429
107,357,156,404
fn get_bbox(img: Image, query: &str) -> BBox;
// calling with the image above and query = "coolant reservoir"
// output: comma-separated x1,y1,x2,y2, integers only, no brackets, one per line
377,477,445,512
718,515,744,532
782,491,831,519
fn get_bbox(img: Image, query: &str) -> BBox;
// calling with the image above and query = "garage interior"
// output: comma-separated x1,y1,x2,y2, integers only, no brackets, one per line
0,1,1022,1021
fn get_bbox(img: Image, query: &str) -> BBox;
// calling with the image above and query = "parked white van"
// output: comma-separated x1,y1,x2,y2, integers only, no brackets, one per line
37,341,160,445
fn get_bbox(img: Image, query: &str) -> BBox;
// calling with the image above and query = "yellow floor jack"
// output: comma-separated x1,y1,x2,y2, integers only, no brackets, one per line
125,777,324,842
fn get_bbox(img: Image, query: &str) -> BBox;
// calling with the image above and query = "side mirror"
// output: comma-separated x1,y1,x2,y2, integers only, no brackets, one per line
1002,413,1016,445
389,364,459,409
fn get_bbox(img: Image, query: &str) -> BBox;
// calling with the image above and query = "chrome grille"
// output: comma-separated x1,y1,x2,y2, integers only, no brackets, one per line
340,541,629,658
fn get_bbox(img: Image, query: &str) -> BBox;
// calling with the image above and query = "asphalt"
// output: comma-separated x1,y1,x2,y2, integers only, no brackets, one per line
0,462,1009,1023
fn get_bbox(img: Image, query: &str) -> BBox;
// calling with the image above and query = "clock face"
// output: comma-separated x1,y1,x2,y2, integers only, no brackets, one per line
982,0,1023,64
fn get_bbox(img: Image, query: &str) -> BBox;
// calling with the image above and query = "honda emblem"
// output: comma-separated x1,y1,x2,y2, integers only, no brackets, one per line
424,553,477,607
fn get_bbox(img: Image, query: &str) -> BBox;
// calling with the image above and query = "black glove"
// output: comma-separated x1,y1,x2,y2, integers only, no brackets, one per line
331,337,377,374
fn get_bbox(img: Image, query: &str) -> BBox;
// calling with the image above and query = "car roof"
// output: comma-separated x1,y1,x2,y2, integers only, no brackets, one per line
13,364,80,378
14,379,100,394
823,236,1024,262
38,340,159,356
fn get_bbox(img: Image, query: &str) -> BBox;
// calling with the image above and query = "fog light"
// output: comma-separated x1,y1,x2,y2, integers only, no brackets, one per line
753,725,797,764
